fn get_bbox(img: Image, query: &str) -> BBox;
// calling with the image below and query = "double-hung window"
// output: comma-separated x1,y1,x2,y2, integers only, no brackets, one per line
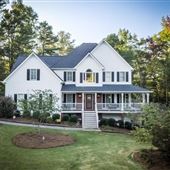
117,72,129,82
27,69,40,81
64,72,75,82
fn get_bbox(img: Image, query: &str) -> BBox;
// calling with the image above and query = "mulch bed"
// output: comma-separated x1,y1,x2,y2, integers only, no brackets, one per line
12,132,75,149
132,149,170,170
100,126,131,134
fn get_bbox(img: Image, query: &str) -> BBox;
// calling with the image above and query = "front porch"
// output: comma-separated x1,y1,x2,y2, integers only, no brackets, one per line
61,92,150,113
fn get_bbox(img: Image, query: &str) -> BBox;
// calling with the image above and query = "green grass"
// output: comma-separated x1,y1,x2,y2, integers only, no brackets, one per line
0,125,149,170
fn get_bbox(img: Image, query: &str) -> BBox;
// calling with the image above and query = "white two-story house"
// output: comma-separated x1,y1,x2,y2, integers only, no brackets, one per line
3,40,151,128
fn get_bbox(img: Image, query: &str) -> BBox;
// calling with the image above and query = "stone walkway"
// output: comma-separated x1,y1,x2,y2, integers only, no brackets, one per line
0,120,100,132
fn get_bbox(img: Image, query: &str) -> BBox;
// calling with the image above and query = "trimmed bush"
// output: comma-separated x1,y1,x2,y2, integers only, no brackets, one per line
0,96,16,118
62,114,70,121
125,121,132,130
108,118,116,127
69,115,78,123
52,114,60,121
116,120,124,128
99,118,108,127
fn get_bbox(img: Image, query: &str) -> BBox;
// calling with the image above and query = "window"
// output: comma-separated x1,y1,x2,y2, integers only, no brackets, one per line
103,72,114,82
105,72,111,82
30,69,37,80
27,69,40,81
85,69,96,83
103,94,114,103
119,72,126,82
64,72,75,82
117,72,129,82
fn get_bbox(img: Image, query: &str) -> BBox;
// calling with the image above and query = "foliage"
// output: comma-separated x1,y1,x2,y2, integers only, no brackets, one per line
37,21,58,55
99,118,108,127
52,114,60,121
107,118,116,127
61,114,70,121
0,96,16,118
55,31,75,55
0,2,38,71
46,116,53,124
125,121,132,130
116,120,124,128
133,103,170,155
69,115,78,123
19,89,60,122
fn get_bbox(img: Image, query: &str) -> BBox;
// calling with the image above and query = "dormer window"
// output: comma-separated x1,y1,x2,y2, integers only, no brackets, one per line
80,69,99,83
86,69,95,83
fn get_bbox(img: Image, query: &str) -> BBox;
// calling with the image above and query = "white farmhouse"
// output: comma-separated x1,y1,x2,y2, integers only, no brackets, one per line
3,40,151,128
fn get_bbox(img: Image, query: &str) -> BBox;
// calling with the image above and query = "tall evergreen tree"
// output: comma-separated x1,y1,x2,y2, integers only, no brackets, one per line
36,21,58,55
0,2,38,70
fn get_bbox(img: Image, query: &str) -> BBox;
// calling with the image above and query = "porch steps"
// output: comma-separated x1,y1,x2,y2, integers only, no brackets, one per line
83,112,98,129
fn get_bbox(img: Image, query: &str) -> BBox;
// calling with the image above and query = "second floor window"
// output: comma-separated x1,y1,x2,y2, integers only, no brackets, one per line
103,72,114,82
117,72,129,82
80,70,99,83
27,69,40,81
64,71,75,82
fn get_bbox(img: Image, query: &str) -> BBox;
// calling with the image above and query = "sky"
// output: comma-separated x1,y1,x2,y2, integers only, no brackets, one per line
16,0,170,45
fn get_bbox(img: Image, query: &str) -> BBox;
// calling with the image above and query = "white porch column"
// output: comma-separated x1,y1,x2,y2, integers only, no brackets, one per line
128,93,131,107
146,93,150,104
121,93,124,111
95,92,99,128
142,93,146,104
82,93,84,128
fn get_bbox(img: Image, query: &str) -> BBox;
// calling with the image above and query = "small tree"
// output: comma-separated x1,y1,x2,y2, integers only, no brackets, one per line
132,103,170,157
19,89,60,122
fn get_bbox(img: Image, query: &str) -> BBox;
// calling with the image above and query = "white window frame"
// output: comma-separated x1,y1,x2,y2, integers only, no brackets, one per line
119,72,126,82
30,69,37,80
105,72,112,82
85,69,96,83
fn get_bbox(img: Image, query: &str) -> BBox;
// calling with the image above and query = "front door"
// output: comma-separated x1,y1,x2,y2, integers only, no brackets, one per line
85,94,93,110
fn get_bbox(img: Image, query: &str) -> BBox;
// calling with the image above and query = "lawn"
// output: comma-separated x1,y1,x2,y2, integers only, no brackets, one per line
0,124,149,170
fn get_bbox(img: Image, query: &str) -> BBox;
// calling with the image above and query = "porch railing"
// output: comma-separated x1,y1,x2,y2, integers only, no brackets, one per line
62,103,82,111
97,103,143,111
61,103,143,112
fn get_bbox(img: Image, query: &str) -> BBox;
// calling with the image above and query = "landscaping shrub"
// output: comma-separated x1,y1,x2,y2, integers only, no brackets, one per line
39,113,50,123
152,124,170,154
46,116,53,124
116,120,124,128
69,115,78,123
52,114,60,121
0,96,16,118
99,118,108,127
62,114,70,121
108,118,116,127
13,110,20,117
32,111,40,119
23,111,31,118
125,121,132,130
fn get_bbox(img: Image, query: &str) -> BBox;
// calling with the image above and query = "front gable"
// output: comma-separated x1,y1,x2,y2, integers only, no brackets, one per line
91,40,133,71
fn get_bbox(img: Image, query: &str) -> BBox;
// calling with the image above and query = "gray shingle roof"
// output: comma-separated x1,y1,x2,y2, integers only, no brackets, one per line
61,84,151,93
11,43,97,72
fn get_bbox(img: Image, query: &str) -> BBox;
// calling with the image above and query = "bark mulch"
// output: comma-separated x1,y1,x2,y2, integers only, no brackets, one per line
101,126,131,134
132,149,170,170
12,132,75,149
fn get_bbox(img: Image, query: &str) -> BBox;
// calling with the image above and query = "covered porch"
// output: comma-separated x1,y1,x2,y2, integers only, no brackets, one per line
61,92,150,113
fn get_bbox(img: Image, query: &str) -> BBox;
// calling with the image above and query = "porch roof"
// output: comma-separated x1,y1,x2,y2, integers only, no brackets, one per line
61,84,152,93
